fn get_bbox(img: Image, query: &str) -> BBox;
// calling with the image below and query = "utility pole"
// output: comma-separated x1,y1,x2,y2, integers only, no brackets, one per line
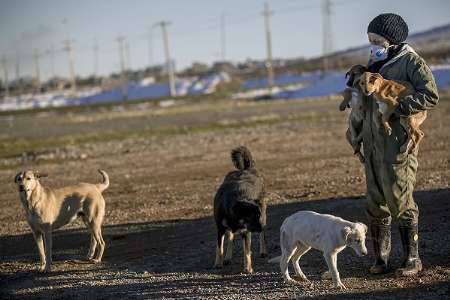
45,45,55,79
93,38,99,76
33,49,41,92
117,36,125,74
1,57,9,96
63,40,77,93
262,2,274,92
321,0,333,74
116,36,127,100
220,13,226,61
15,52,20,81
125,38,131,71
50,45,55,79
148,27,153,67
15,50,21,94
154,21,176,97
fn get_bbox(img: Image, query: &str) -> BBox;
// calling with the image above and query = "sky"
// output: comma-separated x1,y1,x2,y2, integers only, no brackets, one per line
0,0,449,81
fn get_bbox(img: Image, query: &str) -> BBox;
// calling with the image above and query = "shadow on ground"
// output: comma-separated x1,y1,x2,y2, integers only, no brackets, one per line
1,188,449,299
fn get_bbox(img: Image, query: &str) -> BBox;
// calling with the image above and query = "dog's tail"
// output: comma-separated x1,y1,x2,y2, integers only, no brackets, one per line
268,229,289,264
268,256,281,264
96,169,109,192
231,146,255,170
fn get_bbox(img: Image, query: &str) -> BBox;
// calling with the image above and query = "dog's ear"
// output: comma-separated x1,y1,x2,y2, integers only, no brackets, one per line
345,70,354,87
368,73,382,83
346,65,367,87
342,226,352,241
35,171,48,179
362,72,371,82
373,73,383,79
359,223,368,234
372,73,383,87
14,172,22,183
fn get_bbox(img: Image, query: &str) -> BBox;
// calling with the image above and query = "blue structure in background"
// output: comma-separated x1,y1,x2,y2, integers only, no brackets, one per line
242,68,450,100
1,68,450,111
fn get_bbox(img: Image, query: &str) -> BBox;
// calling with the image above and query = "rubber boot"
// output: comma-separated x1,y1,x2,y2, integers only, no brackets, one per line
396,223,422,276
369,223,391,274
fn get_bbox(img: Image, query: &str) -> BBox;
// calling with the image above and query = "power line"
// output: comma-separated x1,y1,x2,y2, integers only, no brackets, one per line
169,2,323,37
2,0,350,83
275,3,318,15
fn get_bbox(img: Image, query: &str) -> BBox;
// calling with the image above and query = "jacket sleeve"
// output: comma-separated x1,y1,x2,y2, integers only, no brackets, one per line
396,55,439,116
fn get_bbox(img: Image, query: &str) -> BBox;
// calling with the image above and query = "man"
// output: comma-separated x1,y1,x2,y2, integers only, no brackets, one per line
356,13,439,276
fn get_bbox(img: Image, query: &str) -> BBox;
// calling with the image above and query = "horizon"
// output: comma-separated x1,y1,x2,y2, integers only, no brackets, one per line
1,0,450,82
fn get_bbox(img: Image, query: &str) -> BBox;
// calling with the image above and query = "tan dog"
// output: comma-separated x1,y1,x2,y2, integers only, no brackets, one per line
339,65,368,163
359,72,427,151
14,169,109,272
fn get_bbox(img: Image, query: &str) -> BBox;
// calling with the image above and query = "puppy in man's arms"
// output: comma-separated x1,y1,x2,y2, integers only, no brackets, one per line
269,211,368,289
359,71,427,151
339,64,368,163
213,146,267,273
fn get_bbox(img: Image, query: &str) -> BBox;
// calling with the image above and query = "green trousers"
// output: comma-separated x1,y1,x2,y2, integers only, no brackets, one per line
365,151,419,226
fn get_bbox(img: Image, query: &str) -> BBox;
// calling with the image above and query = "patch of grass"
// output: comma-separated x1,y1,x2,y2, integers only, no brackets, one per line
0,108,341,160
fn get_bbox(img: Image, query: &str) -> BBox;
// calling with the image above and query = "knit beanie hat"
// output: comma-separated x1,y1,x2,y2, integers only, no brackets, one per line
367,13,409,44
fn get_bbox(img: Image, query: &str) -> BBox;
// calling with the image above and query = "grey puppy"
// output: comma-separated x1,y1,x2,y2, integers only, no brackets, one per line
14,169,109,272
340,64,368,163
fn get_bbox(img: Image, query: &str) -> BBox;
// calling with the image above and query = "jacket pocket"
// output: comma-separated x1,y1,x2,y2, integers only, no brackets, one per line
384,117,410,163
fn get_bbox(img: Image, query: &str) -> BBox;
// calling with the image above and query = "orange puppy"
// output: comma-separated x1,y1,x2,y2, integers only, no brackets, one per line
359,72,427,151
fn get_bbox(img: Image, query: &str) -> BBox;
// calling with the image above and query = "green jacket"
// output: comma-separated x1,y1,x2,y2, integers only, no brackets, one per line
362,44,439,163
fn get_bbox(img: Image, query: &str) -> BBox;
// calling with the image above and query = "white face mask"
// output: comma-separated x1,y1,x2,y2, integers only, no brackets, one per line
369,44,390,62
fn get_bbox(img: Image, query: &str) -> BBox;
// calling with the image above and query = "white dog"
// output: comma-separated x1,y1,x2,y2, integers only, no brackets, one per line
269,211,368,289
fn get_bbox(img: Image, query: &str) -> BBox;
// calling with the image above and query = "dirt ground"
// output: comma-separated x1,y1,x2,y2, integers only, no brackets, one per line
0,95,449,299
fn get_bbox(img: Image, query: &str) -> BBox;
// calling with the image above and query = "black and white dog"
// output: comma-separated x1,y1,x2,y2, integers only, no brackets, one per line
213,146,267,273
